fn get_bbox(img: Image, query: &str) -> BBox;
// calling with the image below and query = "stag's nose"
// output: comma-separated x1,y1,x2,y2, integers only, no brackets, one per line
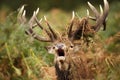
56,43,65,49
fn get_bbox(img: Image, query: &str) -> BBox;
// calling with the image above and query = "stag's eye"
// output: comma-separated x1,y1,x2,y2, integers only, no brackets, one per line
53,46,56,49
70,45,73,48
69,45,74,49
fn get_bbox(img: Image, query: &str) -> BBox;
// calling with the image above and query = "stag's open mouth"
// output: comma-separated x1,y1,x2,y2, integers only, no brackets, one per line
57,48,65,56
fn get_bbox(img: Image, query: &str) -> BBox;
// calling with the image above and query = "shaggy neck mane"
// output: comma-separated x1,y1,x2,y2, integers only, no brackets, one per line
55,63,71,80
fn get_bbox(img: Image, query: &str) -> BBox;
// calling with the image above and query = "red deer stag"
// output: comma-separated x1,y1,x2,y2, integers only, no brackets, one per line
18,0,109,79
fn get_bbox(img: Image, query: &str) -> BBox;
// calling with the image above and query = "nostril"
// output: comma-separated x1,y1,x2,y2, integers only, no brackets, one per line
56,43,64,49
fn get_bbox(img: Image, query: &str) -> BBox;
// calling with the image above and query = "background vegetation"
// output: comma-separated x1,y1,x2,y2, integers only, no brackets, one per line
0,0,120,80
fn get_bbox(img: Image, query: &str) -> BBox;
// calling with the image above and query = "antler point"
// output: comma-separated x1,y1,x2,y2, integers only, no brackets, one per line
21,5,25,11
44,16,47,21
22,10,26,17
35,8,39,15
87,2,90,5
99,5,103,14
71,11,75,21
40,18,43,22
87,9,89,16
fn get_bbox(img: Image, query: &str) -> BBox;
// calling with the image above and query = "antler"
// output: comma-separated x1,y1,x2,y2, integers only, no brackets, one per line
18,6,58,42
68,11,75,38
67,0,109,41
18,0,109,44
88,0,109,31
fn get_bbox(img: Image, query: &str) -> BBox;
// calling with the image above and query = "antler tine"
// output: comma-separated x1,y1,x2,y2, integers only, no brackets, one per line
22,8,53,42
19,5,25,14
28,8,40,27
17,6,53,42
87,0,109,31
32,18,42,28
71,11,75,21
99,5,103,15
94,0,109,31
34,16,55,41
25,18,42,35
44,16,58,40
87,9,96,21
87,9,89,17
68,11,75,38
25,10,37,35
28,11,36,27
17,5,27,23
25,25,52,42
25,27,51,42
34,10,57,41
29,8,54,41
102,0,109,30
22,10,26,18
87,2,100,19
103,0,109,17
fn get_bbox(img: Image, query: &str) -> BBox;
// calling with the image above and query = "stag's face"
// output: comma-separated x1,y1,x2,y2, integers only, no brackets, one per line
46,38,79,70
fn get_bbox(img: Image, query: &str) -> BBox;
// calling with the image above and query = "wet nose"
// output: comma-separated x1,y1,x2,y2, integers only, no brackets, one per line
56,43,64,49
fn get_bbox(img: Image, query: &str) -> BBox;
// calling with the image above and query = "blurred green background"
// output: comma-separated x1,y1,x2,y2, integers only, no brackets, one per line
0,0,120,80
0,0,120,17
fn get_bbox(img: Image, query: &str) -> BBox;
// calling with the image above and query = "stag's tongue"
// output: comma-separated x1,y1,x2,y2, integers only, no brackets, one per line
57,48,65,56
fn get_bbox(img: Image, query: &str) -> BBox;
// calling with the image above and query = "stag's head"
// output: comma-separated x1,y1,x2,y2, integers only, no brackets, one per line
18,0,109,71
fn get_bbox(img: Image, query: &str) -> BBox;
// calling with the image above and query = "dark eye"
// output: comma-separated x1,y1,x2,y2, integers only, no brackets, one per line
53,46,55,49
70,45,74,48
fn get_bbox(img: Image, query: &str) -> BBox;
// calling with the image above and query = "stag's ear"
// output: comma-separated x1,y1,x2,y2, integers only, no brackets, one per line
45,46,55,54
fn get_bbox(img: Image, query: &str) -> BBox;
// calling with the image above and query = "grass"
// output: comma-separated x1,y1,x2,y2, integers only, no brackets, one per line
0,1,120,80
